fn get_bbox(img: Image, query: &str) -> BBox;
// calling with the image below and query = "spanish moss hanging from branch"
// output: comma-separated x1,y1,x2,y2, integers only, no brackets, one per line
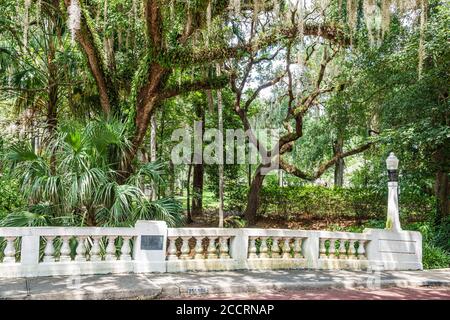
347,0,357,46
170,0,174,21
23,0,31,48
206,0,212,45
363,0,377,46
297,0,304,65
297,0,304,40
67,0,81,45
381,0,391,38
233,0,241,15
253,0,260,26
273,0,280,19
132,0,138,25
36,0,42,24
103,0,108,32
418,0,427,78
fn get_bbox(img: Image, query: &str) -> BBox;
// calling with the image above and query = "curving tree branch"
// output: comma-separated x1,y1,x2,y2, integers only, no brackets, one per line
63,0,118,116
167,23,349,67
159,76,229,100
279,142,374,181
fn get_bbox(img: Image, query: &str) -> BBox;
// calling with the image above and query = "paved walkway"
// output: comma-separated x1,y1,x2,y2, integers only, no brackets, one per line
1,269,449,300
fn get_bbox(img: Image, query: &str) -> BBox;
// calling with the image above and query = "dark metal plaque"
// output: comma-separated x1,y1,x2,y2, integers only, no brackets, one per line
141,235,164,250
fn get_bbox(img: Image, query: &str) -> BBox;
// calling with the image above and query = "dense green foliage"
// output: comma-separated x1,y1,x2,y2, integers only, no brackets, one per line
1,120,184,227
260,185,434,221
0,1,448,268
0,176,24,220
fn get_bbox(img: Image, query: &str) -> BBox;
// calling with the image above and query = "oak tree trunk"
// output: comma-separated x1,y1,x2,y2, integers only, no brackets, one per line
149,114,157,200
333,137,345,187
186,152,194,224
192,114,205,218
217,67,224,228
434,144,450,224
168,160,175,196
243,165,268,225
435,171,449,223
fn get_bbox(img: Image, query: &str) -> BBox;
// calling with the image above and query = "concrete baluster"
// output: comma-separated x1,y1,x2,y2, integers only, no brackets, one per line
43,236,55,263
281,238,291,259
219,237,230,259
271,237,281,258
319,238,327,259
180,237,191,259
75,236,87,262
59,236,71,262
339,239,347,259
3,237,16,263
330,239,339,259
120,236,132,261
248,237,258,258
259,237,269,258
207,237,218,259
358,240,367,260
167,237,178,261
194,236,205,259
90,236,101,261
294,238,303,258
348,240,356,259
105,236,117,261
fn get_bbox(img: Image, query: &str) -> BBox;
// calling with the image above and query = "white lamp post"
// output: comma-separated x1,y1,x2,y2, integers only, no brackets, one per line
386,152,402,232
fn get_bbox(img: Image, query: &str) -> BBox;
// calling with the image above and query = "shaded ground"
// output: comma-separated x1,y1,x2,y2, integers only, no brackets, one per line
164,286,450,300
187,209,369,230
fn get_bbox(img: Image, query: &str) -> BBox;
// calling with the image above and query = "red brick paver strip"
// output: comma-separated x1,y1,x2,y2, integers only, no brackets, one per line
166,287,450,300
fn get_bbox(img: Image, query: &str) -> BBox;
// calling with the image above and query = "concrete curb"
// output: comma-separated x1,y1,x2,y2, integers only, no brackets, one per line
158,279,450,299
2,270,450,300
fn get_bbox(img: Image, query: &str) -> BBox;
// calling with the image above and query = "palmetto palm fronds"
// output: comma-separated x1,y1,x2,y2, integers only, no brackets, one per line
1,119,183,227
134,198,184,228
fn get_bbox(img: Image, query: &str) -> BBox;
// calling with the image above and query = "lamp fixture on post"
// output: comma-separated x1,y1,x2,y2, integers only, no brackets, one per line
385,152,402,232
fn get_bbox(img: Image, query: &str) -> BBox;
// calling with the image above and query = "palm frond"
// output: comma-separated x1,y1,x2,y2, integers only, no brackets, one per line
135,198,184,227
127,160,166,187
0,210,52,227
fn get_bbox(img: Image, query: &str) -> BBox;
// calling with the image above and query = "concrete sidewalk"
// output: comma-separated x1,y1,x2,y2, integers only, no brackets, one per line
1,269,449,300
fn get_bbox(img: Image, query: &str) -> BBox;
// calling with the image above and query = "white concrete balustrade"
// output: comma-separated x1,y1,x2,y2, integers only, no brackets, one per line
0,227,137,278
0,221,423,278
166,228,235,272
317,232,370,270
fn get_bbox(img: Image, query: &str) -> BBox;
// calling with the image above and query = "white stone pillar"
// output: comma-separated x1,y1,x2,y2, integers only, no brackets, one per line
386,152,401,232
229,229,249,268
303,232,319,269
20,235,40,267
133,220,168,273
387,181,402,232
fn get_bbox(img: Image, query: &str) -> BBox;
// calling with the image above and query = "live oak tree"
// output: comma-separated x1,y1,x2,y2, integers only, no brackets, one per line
58,0,357,223
57,0,358,177
1,0,436,225
224,2,373,223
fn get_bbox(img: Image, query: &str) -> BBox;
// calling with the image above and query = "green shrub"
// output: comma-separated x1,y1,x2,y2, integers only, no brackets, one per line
225,183,248,212
422,243,450,269
401,221,450,269
224,215,247,228
259,185,386,220
226,183,435,222
0,177,25,219
435,218,450,252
